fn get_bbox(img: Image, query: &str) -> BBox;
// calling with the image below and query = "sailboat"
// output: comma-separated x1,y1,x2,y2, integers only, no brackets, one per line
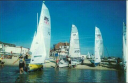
59,24,81,67
87,52,91,59
28,2,51,71
30,31,37,53
69,24,81,58
123,22,127,70
69,24,81,65
90,27,103,66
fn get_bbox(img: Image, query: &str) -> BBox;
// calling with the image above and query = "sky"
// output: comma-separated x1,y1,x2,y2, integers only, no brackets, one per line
0,1,126,58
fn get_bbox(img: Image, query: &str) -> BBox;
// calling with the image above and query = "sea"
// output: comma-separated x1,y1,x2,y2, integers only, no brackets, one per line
0,66,126,82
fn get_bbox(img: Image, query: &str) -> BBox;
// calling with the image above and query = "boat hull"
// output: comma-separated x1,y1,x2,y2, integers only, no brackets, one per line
59,63,68,68
90,60,100,67
28,64,43,72
58,59,79,68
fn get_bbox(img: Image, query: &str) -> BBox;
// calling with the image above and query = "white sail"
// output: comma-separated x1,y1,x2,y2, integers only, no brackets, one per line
30,31,36,53
37,3,51,60
69,24,80,58
123,22,127,70
94,27,102,63
99,40,104,58
30,2,51,64
87,52,91,58
30,30,46,64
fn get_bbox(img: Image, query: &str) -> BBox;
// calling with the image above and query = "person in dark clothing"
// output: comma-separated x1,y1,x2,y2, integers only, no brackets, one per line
1,61,4,67
25,54,28,59
81,56,84,65
117,57,121,65
68,57,71,68
13,55,26,74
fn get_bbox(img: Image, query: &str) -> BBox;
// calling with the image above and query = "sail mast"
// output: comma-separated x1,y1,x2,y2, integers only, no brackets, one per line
37,13,38,29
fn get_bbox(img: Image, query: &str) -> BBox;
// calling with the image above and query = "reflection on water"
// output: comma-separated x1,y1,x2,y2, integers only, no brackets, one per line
0,66,126,82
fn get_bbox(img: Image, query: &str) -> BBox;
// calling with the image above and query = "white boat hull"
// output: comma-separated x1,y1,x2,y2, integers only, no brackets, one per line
58,59,81,68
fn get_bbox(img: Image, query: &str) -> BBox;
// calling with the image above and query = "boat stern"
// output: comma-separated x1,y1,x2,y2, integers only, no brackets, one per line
28,64,43,72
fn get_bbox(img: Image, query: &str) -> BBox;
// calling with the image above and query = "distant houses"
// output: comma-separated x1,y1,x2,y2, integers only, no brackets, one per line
0,41,29,55
51,42,69,56
50,42,88,58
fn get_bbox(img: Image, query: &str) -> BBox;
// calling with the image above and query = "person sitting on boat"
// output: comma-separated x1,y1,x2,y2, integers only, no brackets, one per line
13,55,26,74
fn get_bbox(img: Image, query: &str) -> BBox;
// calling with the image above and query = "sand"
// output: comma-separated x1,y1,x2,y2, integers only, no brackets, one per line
43,57,117,71
0,56,118,71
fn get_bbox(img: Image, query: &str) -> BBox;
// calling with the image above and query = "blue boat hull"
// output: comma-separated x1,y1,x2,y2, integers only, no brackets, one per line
90,60,100,67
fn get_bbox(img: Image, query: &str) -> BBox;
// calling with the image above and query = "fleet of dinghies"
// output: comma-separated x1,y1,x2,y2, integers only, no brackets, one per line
28,1,127,72
29,2,104,68
28,2,51,71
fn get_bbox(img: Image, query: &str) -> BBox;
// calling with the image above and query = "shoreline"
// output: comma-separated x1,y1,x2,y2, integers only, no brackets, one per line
43,58,118,71
0,57,119,71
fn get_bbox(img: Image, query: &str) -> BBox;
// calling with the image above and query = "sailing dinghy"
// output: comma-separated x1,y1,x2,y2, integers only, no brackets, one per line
27,2,51,71
87,52,91,59
90,27,103,66
69,24,81,65
59,24,81,67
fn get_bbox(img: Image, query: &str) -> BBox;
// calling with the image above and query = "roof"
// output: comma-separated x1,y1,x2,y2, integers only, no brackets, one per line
0,41,16,47
54,42,69,50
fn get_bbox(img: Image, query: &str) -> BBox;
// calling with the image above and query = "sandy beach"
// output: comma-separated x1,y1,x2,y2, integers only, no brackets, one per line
43,57,117,71
0,56,118,71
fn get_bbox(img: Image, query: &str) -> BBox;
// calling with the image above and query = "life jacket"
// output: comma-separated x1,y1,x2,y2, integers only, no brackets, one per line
19,58,24,64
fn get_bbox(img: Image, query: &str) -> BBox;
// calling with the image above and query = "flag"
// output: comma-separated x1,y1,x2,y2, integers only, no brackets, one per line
44,16,49,25
97,34,101,39
73,34,76,36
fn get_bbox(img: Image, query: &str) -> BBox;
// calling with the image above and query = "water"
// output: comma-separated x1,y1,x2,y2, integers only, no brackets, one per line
0,66,126,82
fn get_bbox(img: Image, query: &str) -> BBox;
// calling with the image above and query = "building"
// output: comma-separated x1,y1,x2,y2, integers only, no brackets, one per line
0,41,16,47
0,41,29,55
51,42,70,56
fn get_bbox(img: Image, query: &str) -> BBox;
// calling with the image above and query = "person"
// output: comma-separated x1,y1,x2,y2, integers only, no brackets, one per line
55,56,59,68
81,56,84,65
13,55,26,74
0,55,4,67
68,57,71,68
25,53,29,59
66,55,68,61
1,61,4,67
117,57,121,65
